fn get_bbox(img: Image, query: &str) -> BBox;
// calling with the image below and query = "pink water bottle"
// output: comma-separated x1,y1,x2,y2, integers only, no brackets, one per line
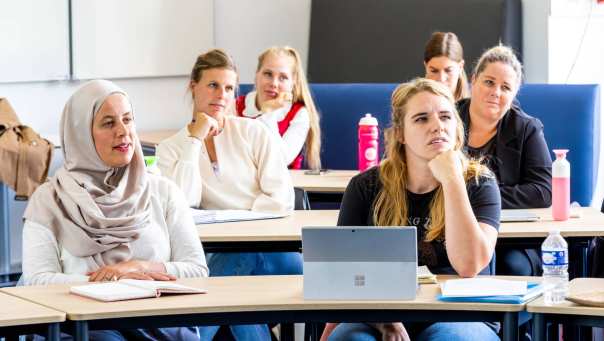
358,113,379,171
552,149,570,221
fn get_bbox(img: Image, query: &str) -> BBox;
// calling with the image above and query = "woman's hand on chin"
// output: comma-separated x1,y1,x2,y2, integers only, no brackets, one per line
188,111,220,140
428,149,464,185
260,92,292,113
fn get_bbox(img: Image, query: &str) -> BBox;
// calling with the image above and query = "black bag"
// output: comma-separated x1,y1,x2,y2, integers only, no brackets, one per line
588,236,604,277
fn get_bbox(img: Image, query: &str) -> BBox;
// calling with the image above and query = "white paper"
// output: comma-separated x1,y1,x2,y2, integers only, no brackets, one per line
120,279,205,294
190,209,286,224
70,282,155,302
500,210,540,222
440,278,528,297
70,280,206,302
417,266,435,279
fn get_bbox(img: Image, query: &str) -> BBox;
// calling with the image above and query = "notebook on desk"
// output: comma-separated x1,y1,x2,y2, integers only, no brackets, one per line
70,280,206,302
190,208,286,224
437,279,544,304
302,226,418,300
500,209,540,222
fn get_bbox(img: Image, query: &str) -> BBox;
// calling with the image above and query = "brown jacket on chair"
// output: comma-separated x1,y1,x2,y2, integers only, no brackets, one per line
0,98,53,199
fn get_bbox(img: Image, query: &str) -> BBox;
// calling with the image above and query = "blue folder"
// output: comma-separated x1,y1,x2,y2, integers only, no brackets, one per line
437,282,544,304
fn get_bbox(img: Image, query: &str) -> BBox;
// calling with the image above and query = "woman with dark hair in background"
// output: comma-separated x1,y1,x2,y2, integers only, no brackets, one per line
424,31,469,101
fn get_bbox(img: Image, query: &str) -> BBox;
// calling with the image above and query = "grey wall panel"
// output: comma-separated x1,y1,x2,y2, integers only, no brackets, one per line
308,0,522,83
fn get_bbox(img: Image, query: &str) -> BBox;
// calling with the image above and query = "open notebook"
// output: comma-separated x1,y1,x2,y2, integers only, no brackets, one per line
191,209,286,224
70,280,206,302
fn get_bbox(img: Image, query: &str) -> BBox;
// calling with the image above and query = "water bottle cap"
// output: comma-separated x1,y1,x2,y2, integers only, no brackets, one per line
548,229,561,235
144,156,158,167
359,113,378,126
553,149,569,159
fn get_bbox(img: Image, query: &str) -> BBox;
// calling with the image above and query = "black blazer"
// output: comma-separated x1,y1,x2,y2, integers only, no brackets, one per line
457,98,552,209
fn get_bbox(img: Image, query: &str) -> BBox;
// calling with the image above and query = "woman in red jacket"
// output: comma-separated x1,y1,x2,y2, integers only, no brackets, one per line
236,46,321,170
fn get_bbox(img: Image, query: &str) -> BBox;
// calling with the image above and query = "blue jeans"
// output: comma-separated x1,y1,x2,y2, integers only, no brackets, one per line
33,327,199,341
198,252,303,340
329,322,500,341
207,252,303,276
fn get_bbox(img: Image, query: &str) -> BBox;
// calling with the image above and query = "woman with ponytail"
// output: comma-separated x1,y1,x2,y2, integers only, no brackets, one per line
236,46,321,170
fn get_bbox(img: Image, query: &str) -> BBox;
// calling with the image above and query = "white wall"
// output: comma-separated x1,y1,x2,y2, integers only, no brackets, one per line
523,0,604,207
0,77,191,142
214,0,312,84
0,0,311,139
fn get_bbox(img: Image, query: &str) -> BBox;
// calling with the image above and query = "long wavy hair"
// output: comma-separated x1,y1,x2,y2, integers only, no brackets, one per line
373,78,491,241
256,46,321,170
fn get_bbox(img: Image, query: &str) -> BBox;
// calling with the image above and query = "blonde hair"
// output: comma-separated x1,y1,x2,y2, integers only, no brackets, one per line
256,46,322,170
190,49,238,84
373,78,491,242
424,32,469,101
473,45,523,88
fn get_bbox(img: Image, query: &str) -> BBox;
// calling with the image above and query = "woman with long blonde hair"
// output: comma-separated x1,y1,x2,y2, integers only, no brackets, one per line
325,78,501,341
236,46,321,170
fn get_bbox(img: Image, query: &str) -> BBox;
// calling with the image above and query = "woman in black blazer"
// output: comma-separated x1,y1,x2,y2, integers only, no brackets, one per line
457,45,552,276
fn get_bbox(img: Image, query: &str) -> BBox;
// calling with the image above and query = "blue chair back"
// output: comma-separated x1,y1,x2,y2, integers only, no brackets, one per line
238,83,601,206
516,84,600,206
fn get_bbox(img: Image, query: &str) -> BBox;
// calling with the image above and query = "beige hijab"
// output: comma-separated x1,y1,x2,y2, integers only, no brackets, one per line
24,80,150,268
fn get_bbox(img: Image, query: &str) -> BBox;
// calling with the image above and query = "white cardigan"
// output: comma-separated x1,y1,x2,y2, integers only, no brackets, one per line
241,91,310,165
22,175,209,286
156,116,294,212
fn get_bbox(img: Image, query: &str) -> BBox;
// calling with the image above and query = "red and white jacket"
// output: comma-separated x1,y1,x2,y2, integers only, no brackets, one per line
235,91,310,169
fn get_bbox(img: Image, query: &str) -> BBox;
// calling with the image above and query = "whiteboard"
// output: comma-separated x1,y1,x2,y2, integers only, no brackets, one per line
0,0,70,83
71,0,214,80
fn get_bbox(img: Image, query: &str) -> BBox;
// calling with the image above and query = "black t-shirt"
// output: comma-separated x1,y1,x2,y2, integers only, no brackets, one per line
466,136,499,180
338,166,501,275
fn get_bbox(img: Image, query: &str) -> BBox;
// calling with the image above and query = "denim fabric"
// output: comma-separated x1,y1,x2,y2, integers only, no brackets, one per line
32,327,199,341
207,252,303,276
329,322,500,341
198,252,303,340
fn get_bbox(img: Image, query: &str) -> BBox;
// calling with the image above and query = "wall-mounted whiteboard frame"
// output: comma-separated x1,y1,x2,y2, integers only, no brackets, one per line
70,0,214,80
0,0,70,83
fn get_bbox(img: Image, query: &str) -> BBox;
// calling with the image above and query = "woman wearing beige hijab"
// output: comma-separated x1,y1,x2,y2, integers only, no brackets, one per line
22,80,207,340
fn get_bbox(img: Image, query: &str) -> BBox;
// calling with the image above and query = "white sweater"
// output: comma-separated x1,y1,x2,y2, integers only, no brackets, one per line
241,91,310,165
156,116,294,212
22,175,209,286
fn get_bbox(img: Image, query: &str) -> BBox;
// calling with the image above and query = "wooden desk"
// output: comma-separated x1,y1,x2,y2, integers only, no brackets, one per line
139,129,176,148
528,278,604,341
499,208,604,238
198,210,337,252
0,291,64,340
198,208,604,276
1,275,531,341
198,207,604,243
289,170,357,193
499,207,604,278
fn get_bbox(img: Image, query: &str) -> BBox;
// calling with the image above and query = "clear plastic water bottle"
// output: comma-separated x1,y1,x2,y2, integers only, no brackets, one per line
541,230,569,304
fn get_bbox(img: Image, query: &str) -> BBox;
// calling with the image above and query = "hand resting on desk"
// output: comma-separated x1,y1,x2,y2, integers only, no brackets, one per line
88,260,175,282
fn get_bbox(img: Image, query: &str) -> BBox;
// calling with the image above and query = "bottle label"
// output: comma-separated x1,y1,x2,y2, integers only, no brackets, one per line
364,147,377,161
542,250,568,266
